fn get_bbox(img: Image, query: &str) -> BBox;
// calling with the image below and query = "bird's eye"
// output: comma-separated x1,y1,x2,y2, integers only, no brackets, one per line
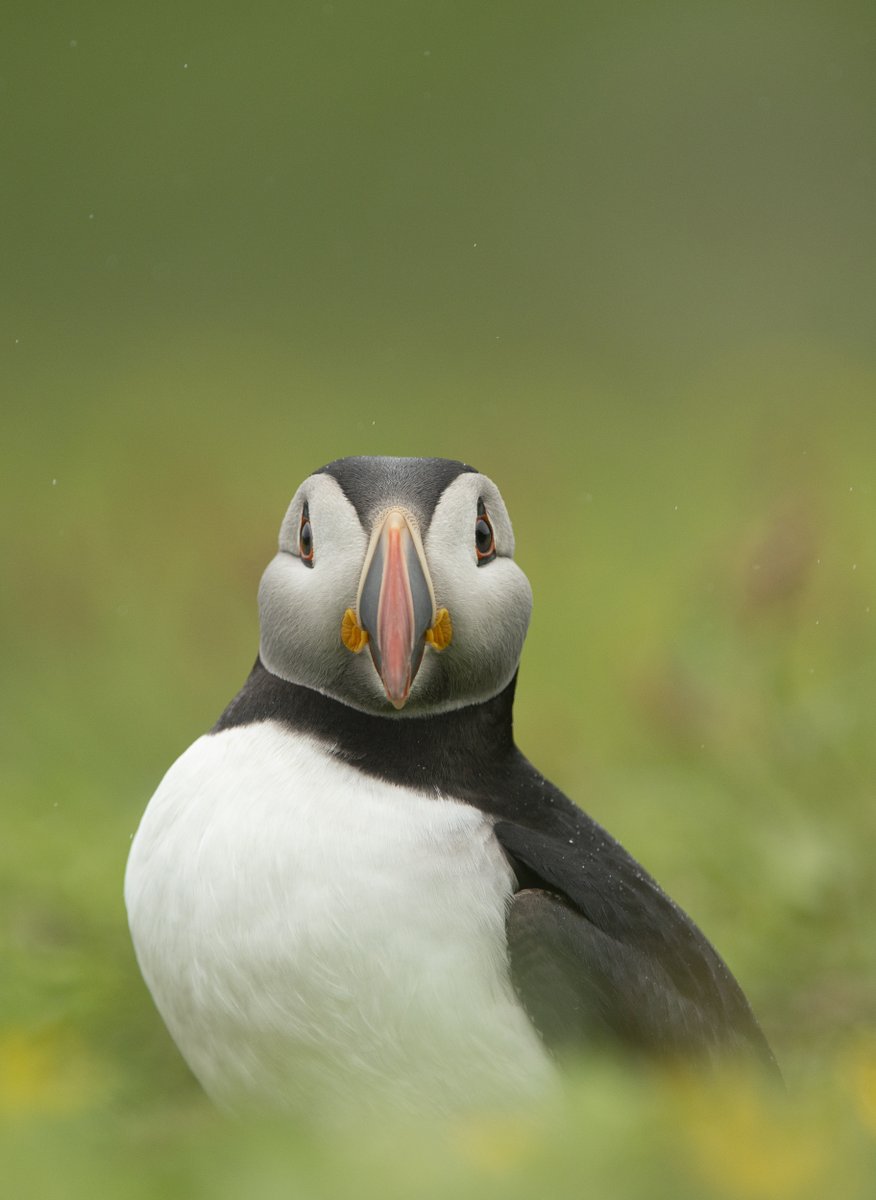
299,505,314,566
475,501,496,564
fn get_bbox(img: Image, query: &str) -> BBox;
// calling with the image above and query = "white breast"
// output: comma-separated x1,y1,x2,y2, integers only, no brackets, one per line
124,722,555,1118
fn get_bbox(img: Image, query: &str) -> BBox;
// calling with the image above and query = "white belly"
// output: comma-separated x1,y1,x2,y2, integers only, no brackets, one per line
124,722,555,1118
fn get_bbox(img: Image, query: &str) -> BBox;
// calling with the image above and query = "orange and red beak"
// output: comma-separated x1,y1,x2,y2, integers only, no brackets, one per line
356,510,436,709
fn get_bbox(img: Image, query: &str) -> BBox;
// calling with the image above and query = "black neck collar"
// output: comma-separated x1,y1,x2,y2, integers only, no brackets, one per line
213,659,520,794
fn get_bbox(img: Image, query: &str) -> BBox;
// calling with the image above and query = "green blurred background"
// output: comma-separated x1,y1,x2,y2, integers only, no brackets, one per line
3,1,875,1195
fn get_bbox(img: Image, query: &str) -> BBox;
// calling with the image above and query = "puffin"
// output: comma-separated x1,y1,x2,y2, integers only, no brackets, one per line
125,455,777,1117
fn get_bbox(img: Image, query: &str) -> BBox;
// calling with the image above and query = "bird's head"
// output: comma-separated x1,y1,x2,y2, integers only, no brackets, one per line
258,456,532,716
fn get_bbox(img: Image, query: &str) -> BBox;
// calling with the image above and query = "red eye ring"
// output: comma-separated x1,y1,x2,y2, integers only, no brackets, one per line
475,506,495,563
299,506,314,566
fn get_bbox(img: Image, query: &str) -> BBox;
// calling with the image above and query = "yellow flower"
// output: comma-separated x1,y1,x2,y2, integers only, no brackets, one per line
676,1075,829,1200
0,1026,104,1118
837,1033,876,1136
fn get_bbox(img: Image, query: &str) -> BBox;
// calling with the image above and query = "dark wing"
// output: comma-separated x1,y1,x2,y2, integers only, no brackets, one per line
494,811,779,1077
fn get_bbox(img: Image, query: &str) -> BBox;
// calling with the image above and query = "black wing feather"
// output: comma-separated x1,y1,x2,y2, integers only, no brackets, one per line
495,813,779,1075
506,889,760,1063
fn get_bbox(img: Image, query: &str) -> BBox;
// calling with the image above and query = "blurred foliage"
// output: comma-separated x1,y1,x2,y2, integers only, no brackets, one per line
2,0,875,1195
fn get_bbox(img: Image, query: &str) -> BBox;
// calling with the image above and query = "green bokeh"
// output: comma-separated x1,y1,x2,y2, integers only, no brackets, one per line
3,2,875,1195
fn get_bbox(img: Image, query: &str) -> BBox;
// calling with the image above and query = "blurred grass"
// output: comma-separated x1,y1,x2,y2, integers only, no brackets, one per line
3,1,875,1195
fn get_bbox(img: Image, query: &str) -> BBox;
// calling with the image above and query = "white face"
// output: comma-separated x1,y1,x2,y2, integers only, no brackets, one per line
258,466,533,716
